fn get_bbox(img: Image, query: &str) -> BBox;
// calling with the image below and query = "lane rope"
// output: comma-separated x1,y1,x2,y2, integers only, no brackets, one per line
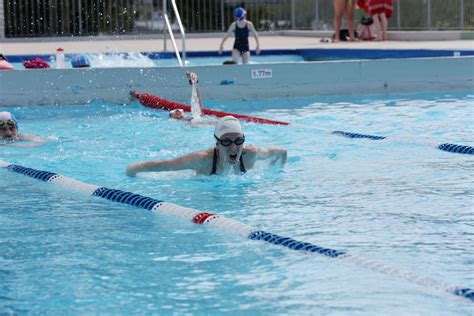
131,91,289,126
1,160,472,302
438,143,474,155
131,92,472,155
332,130,386,140
291,125,472,156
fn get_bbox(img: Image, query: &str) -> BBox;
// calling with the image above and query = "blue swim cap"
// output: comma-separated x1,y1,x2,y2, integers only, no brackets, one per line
234,7,246,19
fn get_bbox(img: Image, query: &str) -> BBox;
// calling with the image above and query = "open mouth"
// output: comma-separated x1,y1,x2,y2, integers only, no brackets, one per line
229,153,238,162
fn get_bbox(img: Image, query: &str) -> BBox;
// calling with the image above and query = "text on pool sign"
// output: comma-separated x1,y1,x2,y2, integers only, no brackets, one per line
251,69,272,79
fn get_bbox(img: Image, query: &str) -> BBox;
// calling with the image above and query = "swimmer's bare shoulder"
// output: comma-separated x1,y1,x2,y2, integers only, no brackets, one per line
192,147,215,175
243,144,258,156
241,144,259,168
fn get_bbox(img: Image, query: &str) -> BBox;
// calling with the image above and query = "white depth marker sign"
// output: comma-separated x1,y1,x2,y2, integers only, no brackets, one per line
251,69,272,79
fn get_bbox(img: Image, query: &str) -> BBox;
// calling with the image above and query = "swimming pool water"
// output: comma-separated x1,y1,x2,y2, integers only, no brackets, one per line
154,54,304,67
1,91,473,314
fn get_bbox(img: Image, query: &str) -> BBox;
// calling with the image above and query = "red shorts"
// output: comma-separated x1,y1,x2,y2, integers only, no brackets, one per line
367,0,393,18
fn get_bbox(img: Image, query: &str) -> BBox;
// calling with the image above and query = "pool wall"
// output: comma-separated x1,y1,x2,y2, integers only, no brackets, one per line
6,48,474,63
1,56,473,106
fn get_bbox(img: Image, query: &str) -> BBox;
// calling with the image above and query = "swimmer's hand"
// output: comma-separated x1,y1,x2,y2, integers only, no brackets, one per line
267,147,287,167
218,44,224,55
269,154,286,166
252,145,287,167
256,45,261,55
126,164,139,177
186,71,199,84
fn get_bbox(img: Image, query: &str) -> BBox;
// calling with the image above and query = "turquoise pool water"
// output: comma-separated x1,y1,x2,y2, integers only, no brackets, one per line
1,91,473,314
154,54,304,67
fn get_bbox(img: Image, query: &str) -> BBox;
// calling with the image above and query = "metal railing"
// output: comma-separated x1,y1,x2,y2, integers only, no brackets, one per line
171,0,186,63
3,0,135,37
162,0,186,66
2,0,473,38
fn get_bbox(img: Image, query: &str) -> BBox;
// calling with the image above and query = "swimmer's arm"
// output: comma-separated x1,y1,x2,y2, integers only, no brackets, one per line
247,22,261,54
186,71,203,109
252,145,287,166
195,84,203,110
126,150,208,177
3,134,45,148
19,134,44,143
219,23,236,53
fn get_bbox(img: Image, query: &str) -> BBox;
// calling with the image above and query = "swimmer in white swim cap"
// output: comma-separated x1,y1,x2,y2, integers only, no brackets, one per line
169,108,186,120
167,71,222,127
168,72,205,123
126,115,287,176
213,116,245,167
0,111,44,146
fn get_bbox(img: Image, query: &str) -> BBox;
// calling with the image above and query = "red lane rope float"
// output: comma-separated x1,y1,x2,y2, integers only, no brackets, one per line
131,91,289,126
192,212,216,224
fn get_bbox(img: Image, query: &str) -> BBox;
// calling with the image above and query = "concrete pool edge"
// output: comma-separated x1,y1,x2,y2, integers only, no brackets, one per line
0,56,473,106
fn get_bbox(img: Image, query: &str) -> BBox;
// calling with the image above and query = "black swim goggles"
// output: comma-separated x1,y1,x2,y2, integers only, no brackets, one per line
215,135,245,146
0,119,17,128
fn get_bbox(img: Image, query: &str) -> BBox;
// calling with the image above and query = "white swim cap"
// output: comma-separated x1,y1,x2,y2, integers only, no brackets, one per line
214,116,243,138
0,111,17,125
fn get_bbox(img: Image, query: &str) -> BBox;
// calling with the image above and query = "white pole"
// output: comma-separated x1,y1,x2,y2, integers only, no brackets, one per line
171,0,186,64
163,0,168,51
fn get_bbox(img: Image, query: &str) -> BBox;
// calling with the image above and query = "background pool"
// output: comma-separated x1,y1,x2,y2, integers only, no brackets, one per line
1,91,473,314
11,53,303,69
8,48,474,70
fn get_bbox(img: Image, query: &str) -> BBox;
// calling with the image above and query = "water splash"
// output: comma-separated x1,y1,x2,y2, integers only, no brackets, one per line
86,52,155,68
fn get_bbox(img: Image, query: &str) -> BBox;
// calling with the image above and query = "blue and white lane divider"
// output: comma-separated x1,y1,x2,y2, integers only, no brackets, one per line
438,143,474,155
291,124,474,156
332,131,386,140
331,130,474,155
1,160,473,303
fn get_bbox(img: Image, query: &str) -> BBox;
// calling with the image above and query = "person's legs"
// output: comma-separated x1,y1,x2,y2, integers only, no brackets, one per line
232,49,241,63
333,0,345,42
345,0,356,41
372,13,382,40
241,51,250,64
379,12,388,40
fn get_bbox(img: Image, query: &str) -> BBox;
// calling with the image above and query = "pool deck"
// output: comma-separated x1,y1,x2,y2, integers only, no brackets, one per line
1,32,473,55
